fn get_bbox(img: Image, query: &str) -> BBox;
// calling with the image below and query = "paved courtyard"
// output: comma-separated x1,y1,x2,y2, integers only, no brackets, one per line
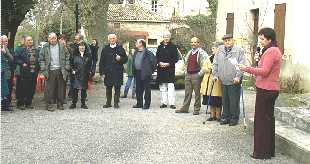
1,84,299,164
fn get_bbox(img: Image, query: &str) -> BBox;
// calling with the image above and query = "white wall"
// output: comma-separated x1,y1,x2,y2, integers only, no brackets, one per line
136,0,209,18
108,21,170,46
216,0,309,64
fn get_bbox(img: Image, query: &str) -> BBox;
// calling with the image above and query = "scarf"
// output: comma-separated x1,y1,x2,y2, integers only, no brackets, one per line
262,41,277,55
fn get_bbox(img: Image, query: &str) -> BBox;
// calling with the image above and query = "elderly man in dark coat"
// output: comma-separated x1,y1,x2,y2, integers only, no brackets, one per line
156,31,179,109
99,34,128,109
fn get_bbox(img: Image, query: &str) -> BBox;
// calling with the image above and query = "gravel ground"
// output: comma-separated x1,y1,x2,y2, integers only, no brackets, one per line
1,84,299,164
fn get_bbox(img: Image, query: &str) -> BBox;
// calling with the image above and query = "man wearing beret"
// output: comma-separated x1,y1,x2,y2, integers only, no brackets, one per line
212,34,246,126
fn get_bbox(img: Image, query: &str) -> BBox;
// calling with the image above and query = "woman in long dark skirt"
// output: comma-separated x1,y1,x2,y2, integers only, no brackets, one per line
239,27,282,159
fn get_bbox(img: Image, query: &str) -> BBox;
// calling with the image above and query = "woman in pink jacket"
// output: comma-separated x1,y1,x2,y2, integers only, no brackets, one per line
239,27,282,159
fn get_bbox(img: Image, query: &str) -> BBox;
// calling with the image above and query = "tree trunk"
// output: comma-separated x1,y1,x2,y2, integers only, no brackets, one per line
8,24,18,49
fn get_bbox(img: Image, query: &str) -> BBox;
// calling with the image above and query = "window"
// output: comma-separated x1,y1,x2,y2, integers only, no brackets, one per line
114,22,120,29
148,39,157,45
151,0,158,12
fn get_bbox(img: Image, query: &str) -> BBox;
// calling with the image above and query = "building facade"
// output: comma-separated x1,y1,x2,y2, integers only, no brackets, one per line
216,0,310,65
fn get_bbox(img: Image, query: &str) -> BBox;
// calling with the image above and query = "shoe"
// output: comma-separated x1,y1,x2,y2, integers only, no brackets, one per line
45,104,51,111
229,121,238,126
2,107,14,111
170,105,176,109
160,104,167,108
102,104,112,108
193,111,200,115
207,117,216,121
25,105,34,109
250,153,271,159
81,104,88,109
120,95,127,98
17,106,25,110
57,104,64,110
69,104,76,109
175,109,189,113
142,106,149,110
220,119,229,125
114,104,119,109
249,154,256,159
7,107,14,111
133,104,142,108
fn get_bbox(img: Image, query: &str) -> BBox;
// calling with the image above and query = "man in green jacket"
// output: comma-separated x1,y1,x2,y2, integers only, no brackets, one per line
39,32,70,111
121,51,136,98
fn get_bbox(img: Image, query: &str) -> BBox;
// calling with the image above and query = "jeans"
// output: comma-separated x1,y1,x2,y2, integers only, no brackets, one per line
124,75,135,97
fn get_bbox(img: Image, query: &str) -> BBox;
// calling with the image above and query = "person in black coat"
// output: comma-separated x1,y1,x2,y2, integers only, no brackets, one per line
132,39,156,109
69,42,92,109
156,32,179,109
99,34,128,108
90,39,99,77
67,33,92,99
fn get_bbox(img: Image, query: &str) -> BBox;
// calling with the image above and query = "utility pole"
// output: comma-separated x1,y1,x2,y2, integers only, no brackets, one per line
60,5,63,34
75,0,80,33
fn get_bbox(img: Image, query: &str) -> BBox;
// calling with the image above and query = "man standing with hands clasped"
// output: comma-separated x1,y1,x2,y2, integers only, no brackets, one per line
175,37,208,115
99,34,128,109
212,34,246,126
156,31,179,109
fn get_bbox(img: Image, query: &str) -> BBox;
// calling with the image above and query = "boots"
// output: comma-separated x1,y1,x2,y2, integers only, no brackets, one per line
81,99,88,109
69,103,76,109
103,87,112,108
114,89,120,108
81,103,88,109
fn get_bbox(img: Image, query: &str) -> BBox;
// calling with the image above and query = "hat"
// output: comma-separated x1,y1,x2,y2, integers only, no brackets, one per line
222,34,233,40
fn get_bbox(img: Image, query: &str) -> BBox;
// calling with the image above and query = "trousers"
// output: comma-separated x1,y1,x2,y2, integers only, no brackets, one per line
159,83,175,105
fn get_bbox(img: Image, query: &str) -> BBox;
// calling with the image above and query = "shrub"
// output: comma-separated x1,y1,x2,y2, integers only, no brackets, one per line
280,72,303,94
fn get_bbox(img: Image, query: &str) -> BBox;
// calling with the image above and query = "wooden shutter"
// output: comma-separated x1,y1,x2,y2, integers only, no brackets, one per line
226,13,234,35
274,3,286,54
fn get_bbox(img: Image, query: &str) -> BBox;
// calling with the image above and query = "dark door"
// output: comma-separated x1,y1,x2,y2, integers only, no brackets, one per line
226,13,234,35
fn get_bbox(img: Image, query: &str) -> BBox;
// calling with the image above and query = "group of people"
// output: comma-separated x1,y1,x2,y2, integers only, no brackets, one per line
1,27,282,160
0,33,99,111
173,34,245,128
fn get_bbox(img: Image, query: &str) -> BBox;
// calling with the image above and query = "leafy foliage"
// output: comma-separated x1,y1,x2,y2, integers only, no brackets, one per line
171,0,218,54
1,0,37,48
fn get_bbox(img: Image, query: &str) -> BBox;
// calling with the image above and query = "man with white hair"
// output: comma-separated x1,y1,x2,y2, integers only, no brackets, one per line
1,35,14,105
40,32,70,111
156,31,179,109
99,34,128,109
15,36,40,109
1,35,14,111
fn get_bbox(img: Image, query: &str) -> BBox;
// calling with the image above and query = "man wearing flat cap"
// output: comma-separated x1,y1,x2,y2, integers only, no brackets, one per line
212,34,246,126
